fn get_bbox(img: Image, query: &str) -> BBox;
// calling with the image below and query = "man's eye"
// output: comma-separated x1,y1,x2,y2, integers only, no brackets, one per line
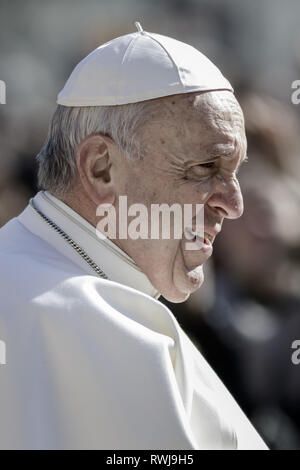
198,162,215,168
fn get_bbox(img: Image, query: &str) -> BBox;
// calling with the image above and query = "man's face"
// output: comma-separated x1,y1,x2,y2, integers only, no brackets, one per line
113,90,247,302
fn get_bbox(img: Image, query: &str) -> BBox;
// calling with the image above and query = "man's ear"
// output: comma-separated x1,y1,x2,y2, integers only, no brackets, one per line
76,134,116,206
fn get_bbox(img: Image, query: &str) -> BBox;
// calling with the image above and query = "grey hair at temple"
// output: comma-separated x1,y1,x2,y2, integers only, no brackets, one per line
36,101,161,196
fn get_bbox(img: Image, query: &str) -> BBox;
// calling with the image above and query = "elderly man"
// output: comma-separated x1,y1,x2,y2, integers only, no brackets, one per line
0,23,267,449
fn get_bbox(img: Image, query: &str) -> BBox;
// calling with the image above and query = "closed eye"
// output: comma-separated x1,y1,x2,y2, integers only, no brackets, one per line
198,162,215,168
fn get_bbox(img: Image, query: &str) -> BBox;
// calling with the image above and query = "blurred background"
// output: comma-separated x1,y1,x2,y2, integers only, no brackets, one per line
1,0,300,450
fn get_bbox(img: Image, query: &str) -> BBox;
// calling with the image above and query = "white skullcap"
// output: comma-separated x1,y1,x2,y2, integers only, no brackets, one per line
57,21,233,107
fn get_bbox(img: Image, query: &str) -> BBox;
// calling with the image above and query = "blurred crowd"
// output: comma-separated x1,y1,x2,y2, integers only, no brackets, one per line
1,0,300,450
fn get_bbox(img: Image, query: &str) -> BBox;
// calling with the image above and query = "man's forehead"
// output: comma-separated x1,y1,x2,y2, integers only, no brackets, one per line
191,92,243,126
161,91,243,131
142,91,246,161
178,93,245,151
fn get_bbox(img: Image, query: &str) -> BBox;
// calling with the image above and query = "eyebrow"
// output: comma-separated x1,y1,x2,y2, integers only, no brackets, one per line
209,149,235,158
202,151,248,173
208,145,248,163
207,144,236,158
186,149,248,170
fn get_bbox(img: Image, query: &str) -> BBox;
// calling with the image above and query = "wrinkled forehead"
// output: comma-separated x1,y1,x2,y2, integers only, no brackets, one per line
192,91,246,154
151,91,246,158
184,91,245,136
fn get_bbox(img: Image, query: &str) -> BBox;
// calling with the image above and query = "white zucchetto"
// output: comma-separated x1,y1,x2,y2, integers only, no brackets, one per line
57,21,233,106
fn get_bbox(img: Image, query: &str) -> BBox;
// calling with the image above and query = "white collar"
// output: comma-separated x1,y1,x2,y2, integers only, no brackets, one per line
19,190,160,299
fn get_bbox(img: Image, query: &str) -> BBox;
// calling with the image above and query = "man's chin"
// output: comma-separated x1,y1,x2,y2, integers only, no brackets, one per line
162,290,191,304
158,265,205,303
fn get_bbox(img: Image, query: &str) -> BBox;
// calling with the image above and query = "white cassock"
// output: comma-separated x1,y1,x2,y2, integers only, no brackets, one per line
0,191,268,450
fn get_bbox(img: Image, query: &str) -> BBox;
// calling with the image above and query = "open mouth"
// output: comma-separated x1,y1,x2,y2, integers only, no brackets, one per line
184,227,213,247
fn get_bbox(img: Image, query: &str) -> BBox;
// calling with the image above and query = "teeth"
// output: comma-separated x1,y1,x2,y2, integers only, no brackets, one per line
190,229,210,238
191,230,202,238
185,228,213,244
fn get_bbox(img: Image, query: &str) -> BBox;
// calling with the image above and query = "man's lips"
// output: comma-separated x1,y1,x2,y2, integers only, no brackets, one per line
181,225,222,272
184,226,220,246
182,231,212,272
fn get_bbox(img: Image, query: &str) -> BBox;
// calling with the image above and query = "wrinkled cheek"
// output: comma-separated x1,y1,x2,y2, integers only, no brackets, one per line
192,185,213,208
182,180,213,206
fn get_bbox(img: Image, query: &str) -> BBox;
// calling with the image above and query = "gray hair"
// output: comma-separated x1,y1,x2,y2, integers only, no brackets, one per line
36,101,161,195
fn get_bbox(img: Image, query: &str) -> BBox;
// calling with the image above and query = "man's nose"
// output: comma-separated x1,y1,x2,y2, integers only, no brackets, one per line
207,176,244,219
